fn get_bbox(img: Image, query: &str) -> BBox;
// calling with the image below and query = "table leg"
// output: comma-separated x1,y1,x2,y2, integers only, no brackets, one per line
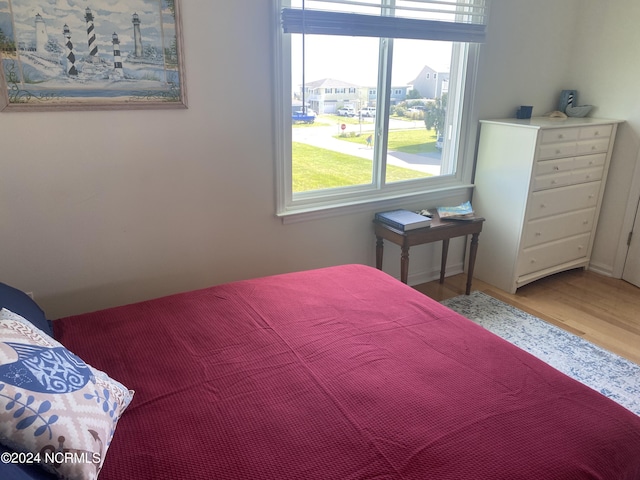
400,245,409,284
466,232,480,295
375,236,384,270
440,238,450,284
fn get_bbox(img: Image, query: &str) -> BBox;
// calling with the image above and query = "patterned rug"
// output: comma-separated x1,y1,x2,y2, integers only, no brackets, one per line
441,291,640,416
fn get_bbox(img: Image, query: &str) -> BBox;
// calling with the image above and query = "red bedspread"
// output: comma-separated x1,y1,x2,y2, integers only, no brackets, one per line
54,265,640,480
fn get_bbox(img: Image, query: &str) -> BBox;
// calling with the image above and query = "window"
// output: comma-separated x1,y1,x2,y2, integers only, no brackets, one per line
275,0,488,218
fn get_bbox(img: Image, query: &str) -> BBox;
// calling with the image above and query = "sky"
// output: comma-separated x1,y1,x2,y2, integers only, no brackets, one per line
292,34,453,87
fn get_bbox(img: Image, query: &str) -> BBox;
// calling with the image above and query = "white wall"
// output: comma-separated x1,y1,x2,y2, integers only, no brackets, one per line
474,0,579,118
569,0,640,276
2,0,636,319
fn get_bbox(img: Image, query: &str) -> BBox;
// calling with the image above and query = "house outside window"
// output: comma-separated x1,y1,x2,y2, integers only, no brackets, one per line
276,0,488,219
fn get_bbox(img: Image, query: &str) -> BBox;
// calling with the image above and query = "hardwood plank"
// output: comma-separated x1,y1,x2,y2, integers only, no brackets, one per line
414,269,640,365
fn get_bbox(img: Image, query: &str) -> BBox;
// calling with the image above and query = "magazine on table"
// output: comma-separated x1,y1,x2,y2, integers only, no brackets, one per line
436,201,475,220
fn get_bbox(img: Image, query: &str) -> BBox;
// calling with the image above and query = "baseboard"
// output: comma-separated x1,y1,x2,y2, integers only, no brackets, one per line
587,262,616,278
407,262,465,286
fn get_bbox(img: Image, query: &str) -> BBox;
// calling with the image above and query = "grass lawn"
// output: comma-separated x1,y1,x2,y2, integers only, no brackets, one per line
292,142,431,192
337,128,438,154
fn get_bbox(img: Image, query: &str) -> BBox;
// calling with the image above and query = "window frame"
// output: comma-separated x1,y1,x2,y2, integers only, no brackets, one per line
273,1,483,222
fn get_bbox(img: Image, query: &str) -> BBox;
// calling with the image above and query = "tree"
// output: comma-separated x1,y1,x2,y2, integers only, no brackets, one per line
406,88,422,99
424,93,447,136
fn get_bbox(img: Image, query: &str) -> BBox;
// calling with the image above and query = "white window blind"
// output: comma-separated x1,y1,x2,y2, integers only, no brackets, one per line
281,0,489,43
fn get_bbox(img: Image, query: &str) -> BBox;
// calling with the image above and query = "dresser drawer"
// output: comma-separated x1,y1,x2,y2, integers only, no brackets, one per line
578,124,612,140
522,208,596,248
570,166,604,185
574,153,606,169
576,139,610,155
540,128,579,144
528,181,601,220
532,171,571,191
518,233,591,276
534,157,574,176
538,142,578,160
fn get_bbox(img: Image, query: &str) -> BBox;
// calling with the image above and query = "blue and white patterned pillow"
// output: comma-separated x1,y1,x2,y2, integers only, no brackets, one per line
0,308,134,480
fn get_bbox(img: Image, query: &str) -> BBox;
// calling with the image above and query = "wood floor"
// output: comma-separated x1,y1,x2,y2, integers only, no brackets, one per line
414,269,640,365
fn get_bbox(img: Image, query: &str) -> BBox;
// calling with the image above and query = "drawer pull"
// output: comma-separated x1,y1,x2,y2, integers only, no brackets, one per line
535,232,542,236
551,180,557,185
578,245,584,250
594,131,599,136
540,203,547,208
530,259,537,264
583,220,589,225
558,134,564,139
588,194,595,199
591,146,597,150
553,166,560,171
556,149,561,154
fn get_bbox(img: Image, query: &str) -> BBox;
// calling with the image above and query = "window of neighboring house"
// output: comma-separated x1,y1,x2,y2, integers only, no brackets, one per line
336,88,346,93
325,88,333,93
276,0,489,219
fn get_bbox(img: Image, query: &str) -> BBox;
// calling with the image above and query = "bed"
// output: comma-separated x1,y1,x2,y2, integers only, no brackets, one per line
2,264,640,480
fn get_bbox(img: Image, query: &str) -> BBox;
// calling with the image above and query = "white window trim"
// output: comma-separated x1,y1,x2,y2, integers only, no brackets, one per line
272,2,482,223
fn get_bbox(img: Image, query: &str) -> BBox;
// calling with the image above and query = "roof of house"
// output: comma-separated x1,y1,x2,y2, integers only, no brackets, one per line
408,65,450,85
304,78,361,88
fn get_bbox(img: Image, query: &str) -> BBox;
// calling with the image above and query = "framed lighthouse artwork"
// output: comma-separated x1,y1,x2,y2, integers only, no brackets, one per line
0,0,186,111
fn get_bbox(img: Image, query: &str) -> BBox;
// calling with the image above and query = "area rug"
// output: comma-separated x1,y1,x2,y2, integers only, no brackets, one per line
441,291,640,416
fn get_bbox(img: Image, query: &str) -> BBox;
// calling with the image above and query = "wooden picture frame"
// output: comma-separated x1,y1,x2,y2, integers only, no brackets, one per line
0,0,186,111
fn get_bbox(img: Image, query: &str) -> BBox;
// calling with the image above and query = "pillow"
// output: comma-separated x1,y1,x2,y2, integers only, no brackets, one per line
0,308,134,480
0,283,52,337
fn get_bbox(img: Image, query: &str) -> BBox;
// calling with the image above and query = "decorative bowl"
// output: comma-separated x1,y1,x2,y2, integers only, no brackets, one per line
565,105,593,117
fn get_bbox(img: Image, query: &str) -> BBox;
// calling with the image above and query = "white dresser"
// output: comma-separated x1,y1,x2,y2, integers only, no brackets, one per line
472,117,620,293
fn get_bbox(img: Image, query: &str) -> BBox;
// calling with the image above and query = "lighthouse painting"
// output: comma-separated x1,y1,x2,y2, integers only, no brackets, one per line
0,0,186,110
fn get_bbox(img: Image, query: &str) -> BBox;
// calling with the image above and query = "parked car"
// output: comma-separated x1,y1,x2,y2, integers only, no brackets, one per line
338,106,356,117
360,106,376,117
292,113,315,124
292,109,316,124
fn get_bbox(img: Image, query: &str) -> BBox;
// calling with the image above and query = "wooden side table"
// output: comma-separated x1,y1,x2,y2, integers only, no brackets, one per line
374,213,484,295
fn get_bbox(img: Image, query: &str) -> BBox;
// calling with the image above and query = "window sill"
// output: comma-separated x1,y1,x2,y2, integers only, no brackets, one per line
277,183,475,224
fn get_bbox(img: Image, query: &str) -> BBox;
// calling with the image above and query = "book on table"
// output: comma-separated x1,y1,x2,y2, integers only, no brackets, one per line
436,201,475,221
375,209,432,231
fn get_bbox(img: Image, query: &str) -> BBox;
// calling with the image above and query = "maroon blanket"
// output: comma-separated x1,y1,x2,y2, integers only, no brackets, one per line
54,265,640,480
